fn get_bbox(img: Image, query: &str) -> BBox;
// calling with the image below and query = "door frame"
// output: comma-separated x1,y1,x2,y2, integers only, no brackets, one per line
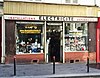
46,22,63,62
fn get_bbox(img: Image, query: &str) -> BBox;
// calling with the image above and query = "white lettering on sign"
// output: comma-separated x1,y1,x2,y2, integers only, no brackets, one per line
73,17,97,22
39,16,73,21
4,15,39,20
4,15,97,22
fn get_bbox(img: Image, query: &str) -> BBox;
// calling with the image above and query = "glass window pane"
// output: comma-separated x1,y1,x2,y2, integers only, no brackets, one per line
65,22,88,52
15,22,44,54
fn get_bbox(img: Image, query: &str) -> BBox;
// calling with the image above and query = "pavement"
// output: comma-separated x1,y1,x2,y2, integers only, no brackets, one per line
1,63,100,78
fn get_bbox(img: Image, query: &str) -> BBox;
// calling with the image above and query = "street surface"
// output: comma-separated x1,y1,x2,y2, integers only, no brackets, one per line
0,63,100,78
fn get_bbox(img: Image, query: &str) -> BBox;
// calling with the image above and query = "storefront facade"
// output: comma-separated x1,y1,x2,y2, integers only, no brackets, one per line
2,1,100,63
3,15,97,63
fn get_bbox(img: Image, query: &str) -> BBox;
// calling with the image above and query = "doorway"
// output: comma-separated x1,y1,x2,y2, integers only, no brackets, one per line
48,31,60,62
46,22,62,62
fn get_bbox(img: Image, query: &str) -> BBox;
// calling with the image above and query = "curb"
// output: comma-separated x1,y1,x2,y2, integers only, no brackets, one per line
1,73,100,78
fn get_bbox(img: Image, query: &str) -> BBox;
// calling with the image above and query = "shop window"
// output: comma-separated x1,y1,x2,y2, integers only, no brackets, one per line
65,0,70,3
65,0,78,4
35,0,42,1
15,22,44,54
64,22,88,52
73,0,78,3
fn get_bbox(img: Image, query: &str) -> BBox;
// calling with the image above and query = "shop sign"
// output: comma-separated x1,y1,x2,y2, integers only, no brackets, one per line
4,15,39,20
39,16,73,21
73,17,97,22
39,16,97,22
20,30,41,34
4,15,97,22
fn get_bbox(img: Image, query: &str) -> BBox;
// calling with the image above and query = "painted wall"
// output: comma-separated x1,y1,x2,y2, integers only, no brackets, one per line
5,0,99,6
4,2,98,17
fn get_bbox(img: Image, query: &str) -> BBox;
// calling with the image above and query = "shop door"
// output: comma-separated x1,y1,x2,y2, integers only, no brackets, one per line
0,18,1,63
96,28,100,63
48,31,60,62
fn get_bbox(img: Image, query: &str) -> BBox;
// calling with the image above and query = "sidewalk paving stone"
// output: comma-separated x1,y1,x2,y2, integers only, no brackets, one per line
0,63,100,78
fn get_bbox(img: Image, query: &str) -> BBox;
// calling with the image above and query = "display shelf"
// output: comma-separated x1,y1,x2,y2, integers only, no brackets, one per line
65,34,86,51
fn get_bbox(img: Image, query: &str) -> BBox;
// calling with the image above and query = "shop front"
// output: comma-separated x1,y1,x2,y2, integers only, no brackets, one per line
3,15,97,63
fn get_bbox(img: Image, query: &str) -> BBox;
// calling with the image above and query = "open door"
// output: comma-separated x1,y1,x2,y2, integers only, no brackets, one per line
46,22,62,62
48,31,60,62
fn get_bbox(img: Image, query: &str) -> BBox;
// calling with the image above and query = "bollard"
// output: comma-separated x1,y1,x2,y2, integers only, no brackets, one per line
53,56,55,74
87,57,89,73
14,56,16,76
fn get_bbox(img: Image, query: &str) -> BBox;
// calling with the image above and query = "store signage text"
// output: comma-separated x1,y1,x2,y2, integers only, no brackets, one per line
39,16,73,21
8,17,35,20
4,15,97,22
73,17,97,22
4,15,39,20
20,30,41,34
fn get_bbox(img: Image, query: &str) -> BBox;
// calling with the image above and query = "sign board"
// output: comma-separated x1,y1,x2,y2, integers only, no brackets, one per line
4,15,39,20
73,17,97,22
20,30,41,34
4,15,97,22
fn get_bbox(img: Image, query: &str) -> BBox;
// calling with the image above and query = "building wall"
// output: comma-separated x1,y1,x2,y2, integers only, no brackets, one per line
5,54,44,64
65,52,96,63
3,1,99,63
4,1,99,17
5,20,16,56
88,22,97,52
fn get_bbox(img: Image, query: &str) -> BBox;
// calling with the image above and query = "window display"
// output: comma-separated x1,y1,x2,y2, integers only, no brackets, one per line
64,22,88,51
15,22,44,54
